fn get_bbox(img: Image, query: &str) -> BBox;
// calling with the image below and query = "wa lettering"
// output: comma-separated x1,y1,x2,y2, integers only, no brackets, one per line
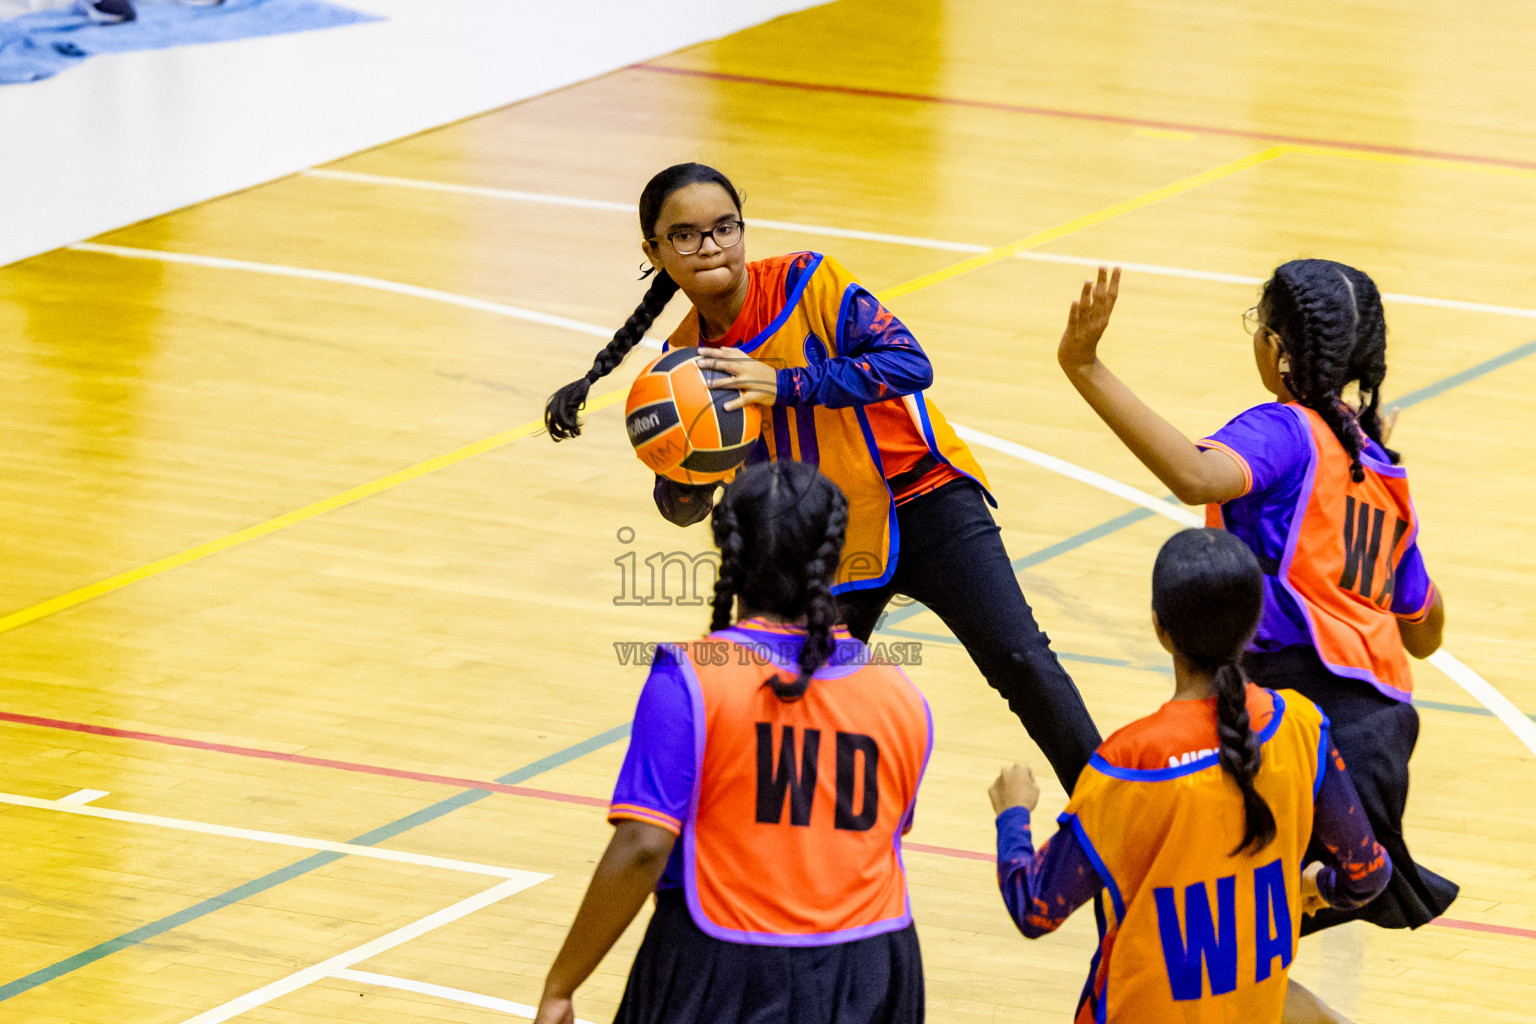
1339,496,1409,606
755,724,880,831
1154,858,1295,1001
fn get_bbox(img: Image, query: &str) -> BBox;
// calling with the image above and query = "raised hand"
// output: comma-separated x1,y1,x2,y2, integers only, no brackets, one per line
1057,265,1122,373
989,763,1041,815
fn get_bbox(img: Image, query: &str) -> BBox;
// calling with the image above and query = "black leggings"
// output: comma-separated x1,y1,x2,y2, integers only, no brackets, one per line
837,479,1101,790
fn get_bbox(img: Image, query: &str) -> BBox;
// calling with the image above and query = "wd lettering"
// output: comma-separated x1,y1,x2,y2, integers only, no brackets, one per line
1338,495,1409,606
834,732,880,831
755,723,819,825
754,724,883,830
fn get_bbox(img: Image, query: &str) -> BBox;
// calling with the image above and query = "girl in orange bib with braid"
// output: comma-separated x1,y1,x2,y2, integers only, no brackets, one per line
989,528,1390,1024
1051,262,1457,1018
544,162,1101,792
534,462,931,1024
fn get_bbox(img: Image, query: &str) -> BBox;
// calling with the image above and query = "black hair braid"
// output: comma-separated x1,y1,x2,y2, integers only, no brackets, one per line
543,271,680,440
1152,528,1273,856
1266,262,1371,482
1214,660,1277,854
1343,269,1401,465
770,497,848,702
709,499,743,633
545,163,744,442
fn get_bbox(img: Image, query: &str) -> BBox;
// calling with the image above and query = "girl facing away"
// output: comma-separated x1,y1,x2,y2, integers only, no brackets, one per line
544,162,1101,792
988,527,1391,1024
1049,261,1458,1020
535,461,932,1024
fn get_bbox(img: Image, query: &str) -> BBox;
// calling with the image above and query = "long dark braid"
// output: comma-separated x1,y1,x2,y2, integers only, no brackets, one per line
545,273,679,439
707,461,849,702
1261,259,1397,482
1342,266,1399,463
1152,528,1276,855
544,162,744,440
709,499,743,634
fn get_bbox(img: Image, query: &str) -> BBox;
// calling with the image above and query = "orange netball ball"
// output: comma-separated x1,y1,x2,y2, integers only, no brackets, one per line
625,347,763,485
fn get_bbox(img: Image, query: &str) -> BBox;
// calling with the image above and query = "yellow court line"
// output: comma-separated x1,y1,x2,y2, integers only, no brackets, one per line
877,145,1289,301
0,392,625,636
1283,143,1536,181
4,146,1284,635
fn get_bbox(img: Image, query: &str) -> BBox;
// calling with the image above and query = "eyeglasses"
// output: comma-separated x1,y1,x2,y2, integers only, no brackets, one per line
1242,306,1272,336
652,219,744,256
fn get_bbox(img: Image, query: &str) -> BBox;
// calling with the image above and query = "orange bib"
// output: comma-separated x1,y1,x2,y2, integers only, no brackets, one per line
667,253,992,592
1208,404,1419,698
667,630,932,945
1067,690,1328,1024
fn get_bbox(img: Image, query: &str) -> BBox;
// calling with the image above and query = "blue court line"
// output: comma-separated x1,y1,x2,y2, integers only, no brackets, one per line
0,723,632,1002
1394,338,1536,409
877,506,1156,630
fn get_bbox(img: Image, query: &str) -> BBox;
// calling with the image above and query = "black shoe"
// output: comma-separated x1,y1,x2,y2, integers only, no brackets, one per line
84,0,136,23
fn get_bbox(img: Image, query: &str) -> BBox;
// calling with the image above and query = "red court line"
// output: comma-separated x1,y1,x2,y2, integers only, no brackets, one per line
7,707,1533,942
1427,917,1536,940
633,63,1536,175
905,841,992,862
0,710,607,808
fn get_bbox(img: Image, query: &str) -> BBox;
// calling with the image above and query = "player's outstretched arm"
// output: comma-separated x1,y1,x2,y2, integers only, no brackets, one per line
535,820,676,1024
1057,266,1246,507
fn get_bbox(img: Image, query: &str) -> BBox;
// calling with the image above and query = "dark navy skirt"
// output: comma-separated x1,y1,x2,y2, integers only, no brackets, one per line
1246,644,1458,933
613,890,925,1024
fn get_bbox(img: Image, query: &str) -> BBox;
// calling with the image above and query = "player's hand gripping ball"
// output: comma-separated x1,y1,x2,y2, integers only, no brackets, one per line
625,347,764,485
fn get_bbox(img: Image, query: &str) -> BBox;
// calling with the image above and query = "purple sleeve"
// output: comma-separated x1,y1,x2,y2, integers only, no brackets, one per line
995,806,1101,938
1312,744,1392,909
1197,404,1310,498
609,648,697,835
1390,543,1434,619
776,286,934,408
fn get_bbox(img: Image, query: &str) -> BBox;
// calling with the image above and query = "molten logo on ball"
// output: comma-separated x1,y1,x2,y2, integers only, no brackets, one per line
624,347,763,486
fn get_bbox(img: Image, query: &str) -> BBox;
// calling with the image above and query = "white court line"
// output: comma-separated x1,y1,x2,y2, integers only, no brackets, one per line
299,170,1536,322
56,788,110,805
67,243,1535,757
0,789,544,880
335,968,599,1023
1428,651,1536,758
69,242,623,341
176,875,545,1024
302,168,993,254
953,424,1203,527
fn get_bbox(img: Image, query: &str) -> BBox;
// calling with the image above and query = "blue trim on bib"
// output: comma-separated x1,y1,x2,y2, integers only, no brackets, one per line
1059,812,1125,921
832,404,900,595
1088,691,1289,781
739,253,825,354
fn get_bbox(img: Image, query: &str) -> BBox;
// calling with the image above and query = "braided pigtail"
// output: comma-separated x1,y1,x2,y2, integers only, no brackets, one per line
709,499,743,633
1214,659,1277,854
1344,267,1401,465
709,461,850,703
1264,262,1371,482
770,492,849,701
1152,529,1273,855
544,271,679,440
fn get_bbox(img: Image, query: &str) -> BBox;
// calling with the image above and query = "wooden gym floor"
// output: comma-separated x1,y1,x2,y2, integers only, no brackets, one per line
1,1,1534,1021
